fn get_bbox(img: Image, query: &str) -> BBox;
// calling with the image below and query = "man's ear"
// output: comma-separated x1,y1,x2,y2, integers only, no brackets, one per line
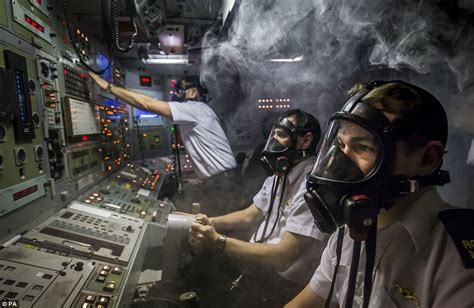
190,88,199,98
299,132,313,150
416,140,445,176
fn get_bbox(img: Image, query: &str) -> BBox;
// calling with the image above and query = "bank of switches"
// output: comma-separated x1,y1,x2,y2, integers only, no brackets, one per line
77,162,173,224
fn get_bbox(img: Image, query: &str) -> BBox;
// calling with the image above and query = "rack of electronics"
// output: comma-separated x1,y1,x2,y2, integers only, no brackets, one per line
0,1,191,307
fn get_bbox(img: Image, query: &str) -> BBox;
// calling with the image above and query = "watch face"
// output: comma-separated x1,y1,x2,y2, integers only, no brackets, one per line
217,235,226,251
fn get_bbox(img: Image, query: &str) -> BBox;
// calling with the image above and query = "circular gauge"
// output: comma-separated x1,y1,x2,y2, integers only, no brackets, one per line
35,145,44,160
17,148,26,164
32,113,40,127
28,79,36,92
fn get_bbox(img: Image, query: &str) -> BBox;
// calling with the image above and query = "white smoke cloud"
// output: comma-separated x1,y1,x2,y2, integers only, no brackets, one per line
200,0,474,204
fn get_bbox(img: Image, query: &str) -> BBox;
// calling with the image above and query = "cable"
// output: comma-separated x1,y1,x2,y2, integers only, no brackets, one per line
172,124,182,193
111,0,138,52
60,0,112,74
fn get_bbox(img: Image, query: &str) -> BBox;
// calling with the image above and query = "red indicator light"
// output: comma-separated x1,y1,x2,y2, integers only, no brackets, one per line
13,185,38,201
24,14,45,33
63,69,68,75
171,79,176,83
63,36,68,43
81,72,85,79
36,0,42,4
82,136,88,141
139,75,152,87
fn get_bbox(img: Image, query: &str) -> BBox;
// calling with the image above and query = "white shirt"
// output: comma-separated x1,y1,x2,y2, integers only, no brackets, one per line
168,101,237,178
252,156,328,285
310,188,474,308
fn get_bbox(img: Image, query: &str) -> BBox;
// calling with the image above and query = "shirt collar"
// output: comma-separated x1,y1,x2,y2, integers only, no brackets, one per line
394,187,446,252
286,156,316,186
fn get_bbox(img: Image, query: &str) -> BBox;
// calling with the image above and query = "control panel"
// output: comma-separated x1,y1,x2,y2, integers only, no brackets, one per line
10,0,55,55
20,205,144,265
99,100,132,174
0,41,46,215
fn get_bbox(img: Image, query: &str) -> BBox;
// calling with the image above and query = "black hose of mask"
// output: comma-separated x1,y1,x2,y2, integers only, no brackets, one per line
363,226,377,308
252,176,278,243
230,175,286,292
325,224,377,308
345,240,362,308
345,226,377,308
325,227,345,308
252,172,288,243
264,172,288,241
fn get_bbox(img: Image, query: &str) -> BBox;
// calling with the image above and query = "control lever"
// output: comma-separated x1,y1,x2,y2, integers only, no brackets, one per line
44,178,56,198
62,239,94,255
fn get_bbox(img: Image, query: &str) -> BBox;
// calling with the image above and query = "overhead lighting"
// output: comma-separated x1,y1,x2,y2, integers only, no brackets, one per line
269,55,304,63
142,55,189,64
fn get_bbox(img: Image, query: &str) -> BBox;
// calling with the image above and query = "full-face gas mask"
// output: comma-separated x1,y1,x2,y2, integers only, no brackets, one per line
304,83,451,236
260,115,310,177
174,83,196,102
171,76,206,102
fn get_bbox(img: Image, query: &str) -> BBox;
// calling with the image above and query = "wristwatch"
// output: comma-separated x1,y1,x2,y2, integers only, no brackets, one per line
215,234,226,252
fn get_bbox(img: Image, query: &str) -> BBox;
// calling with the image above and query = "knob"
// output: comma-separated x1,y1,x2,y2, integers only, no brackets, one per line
74,261,84,271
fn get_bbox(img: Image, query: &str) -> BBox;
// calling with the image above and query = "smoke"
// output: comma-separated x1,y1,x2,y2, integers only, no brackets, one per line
199,0,474,206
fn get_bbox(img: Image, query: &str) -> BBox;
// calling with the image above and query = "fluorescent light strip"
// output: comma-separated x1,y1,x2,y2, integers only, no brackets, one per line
269,55,304,63
142,58,189,64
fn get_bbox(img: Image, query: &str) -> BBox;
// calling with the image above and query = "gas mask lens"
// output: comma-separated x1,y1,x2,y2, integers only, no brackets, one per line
176,87,187,101
311,119,380,182
263,126,293,154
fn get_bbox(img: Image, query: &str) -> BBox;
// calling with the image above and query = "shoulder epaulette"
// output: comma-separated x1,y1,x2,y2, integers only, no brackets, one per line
439,208,474,269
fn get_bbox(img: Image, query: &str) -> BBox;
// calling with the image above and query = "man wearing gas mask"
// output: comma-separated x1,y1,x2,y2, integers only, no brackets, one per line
188,109,329,306
89,73,236,178
286,81,474,308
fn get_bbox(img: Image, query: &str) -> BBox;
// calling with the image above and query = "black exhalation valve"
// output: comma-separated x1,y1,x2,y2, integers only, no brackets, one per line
343,194,378,241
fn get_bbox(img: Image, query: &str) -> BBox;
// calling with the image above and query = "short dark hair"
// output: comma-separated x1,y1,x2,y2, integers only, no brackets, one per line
349,81,448,152
282,109,321,154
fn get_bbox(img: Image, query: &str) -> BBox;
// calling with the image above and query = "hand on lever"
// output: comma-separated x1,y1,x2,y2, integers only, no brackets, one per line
188,215,219,253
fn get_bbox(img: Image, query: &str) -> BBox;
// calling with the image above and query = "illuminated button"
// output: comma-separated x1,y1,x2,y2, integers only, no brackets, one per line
103,281,116,292
81,303,92,308
102,265,111,272
97,305,107,308
96,275,106,282
98,297,110,305
99,270,108,276
84,295,96,303
111,267,122,275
